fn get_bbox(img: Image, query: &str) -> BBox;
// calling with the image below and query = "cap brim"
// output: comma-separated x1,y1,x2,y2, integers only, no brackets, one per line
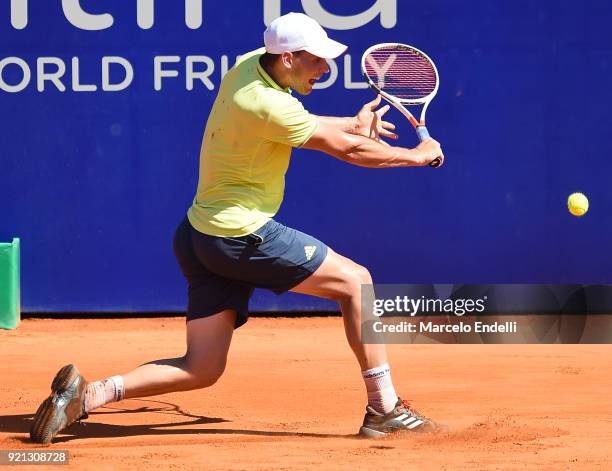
304,38,348,59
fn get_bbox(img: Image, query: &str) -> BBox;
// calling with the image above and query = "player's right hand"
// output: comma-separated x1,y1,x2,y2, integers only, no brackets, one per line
416,138,444,166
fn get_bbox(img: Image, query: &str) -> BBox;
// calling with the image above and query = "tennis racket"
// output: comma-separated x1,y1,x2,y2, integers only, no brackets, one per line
361,43,442,168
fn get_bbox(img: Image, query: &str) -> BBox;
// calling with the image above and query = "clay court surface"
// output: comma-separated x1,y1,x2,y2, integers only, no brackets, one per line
0,317,610,470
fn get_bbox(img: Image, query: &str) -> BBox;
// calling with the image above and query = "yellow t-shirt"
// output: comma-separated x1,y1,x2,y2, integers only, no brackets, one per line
187,48,319,237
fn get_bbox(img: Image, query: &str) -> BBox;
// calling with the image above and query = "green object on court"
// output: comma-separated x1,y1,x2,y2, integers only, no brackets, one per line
0,238,20,329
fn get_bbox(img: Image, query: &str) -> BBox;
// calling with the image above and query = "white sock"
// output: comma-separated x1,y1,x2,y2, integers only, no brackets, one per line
84,375,125,413
361,363,398,415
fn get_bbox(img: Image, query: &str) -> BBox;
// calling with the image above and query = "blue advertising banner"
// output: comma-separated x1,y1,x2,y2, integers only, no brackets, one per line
1,1,611,312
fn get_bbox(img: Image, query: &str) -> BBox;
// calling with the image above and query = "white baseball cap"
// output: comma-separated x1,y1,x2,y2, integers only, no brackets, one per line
264,12,347,59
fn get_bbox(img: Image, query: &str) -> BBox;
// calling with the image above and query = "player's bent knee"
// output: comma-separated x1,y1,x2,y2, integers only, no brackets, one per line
191,366,225,389
185,356,227,389
355,264,373,286
193,371,224,389
340,264,373,297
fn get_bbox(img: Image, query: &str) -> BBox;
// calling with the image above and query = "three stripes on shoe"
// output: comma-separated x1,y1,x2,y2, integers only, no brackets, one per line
394,413,424,429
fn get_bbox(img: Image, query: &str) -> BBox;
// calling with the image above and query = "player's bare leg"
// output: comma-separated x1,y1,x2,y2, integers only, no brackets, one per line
291,248,399,415
121,309,237,398
291,248,386,370
291,248,442,435
31,309,237,443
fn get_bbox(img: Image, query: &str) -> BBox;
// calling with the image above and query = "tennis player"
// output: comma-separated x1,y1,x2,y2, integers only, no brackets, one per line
30,12,444,443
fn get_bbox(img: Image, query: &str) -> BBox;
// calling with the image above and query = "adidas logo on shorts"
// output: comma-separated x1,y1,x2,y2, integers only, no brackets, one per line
304,245,317,261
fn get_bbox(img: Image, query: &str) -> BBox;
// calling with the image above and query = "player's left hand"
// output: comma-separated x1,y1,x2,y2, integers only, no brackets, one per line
354,95,398,143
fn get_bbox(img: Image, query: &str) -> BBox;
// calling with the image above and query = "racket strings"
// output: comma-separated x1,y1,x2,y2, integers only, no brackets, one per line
364,48,437,100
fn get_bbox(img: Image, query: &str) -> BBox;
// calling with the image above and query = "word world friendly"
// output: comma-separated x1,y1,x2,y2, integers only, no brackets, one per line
0,54,367,93
3,0,398,93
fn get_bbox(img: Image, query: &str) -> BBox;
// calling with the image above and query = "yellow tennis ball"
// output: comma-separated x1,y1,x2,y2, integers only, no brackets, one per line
567,192,589,217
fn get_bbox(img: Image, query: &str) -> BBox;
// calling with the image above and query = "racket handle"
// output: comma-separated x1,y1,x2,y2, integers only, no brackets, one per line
416,126,443,168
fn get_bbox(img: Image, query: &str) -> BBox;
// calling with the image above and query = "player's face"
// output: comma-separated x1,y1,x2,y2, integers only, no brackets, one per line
289,51,330,95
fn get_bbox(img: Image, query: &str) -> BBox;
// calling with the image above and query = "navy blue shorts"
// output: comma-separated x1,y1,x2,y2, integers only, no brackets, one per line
173,217,328,328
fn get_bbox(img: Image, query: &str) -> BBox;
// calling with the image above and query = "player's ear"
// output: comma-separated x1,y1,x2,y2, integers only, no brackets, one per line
280,51,294,69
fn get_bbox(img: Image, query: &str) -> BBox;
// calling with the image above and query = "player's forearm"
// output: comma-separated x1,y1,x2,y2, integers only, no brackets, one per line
334,133,426,168
303,121,432,168
315,116,359,135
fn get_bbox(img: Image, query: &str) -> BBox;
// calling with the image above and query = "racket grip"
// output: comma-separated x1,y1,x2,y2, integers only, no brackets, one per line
416,126,443,168
416,125,430,141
